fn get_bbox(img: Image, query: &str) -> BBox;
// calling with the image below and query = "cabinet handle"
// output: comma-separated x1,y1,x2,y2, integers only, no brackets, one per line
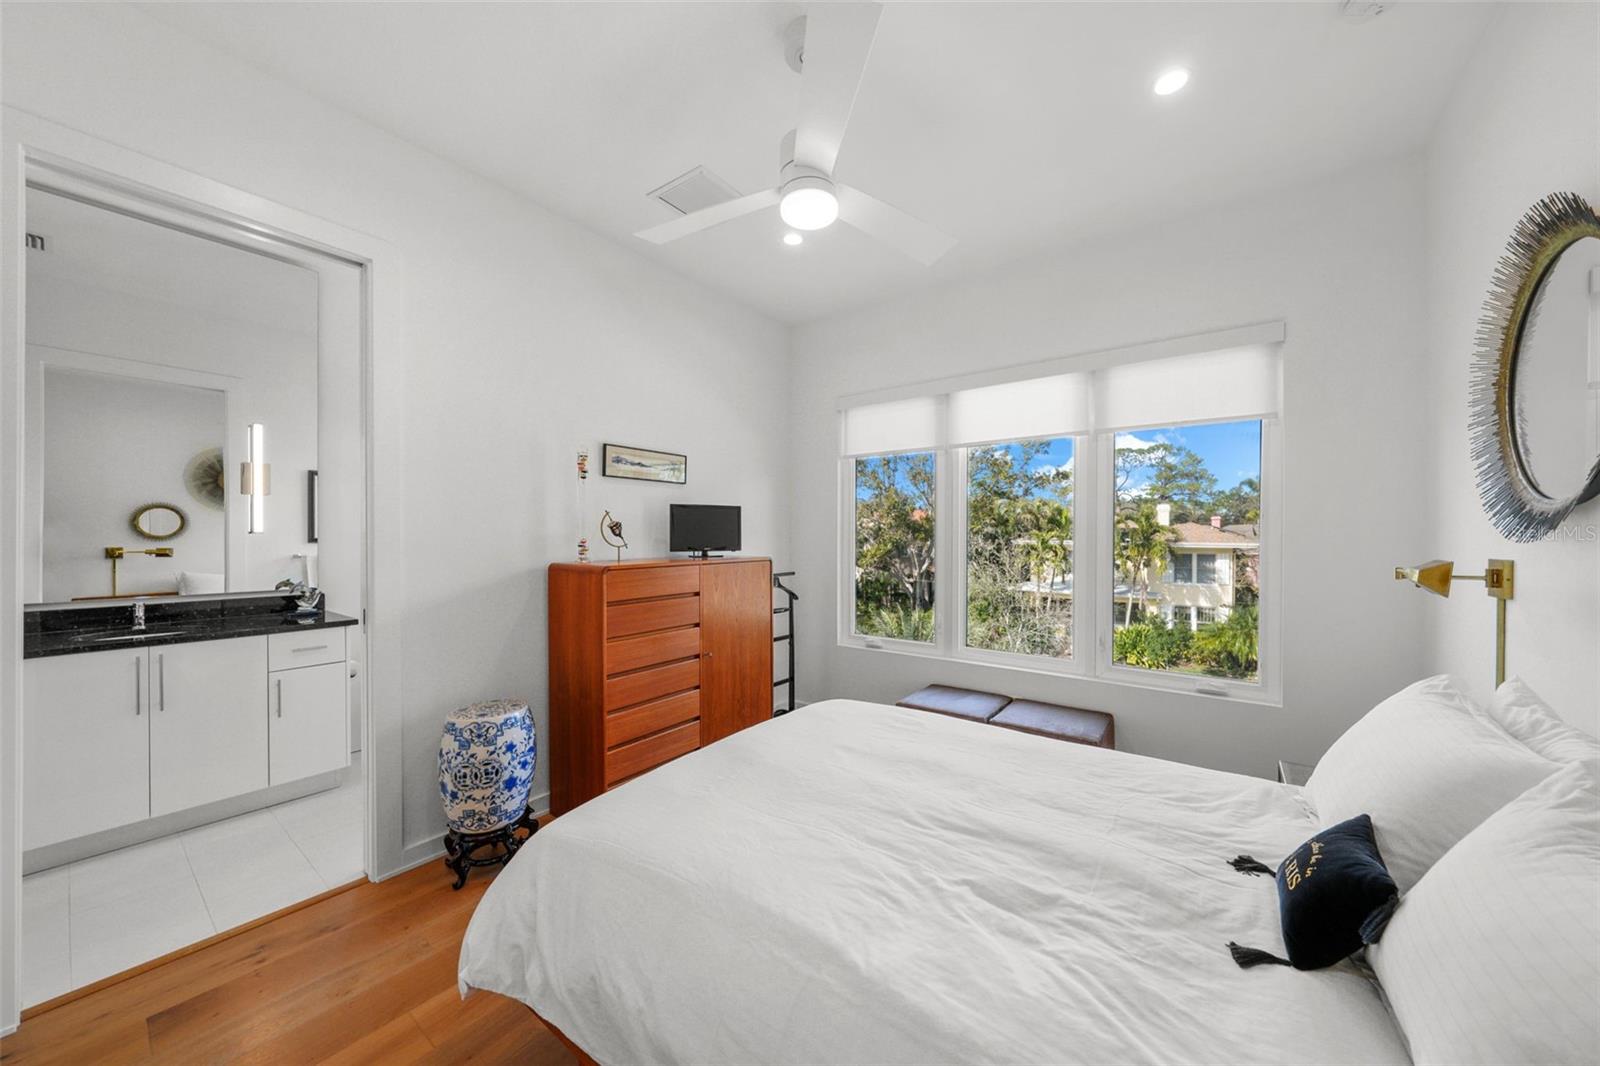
158,654,166,712
134,656,142,716
292,644,330,654
276,677,283,718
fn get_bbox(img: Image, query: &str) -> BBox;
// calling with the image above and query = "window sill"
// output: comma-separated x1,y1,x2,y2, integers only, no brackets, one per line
838,637,1281,709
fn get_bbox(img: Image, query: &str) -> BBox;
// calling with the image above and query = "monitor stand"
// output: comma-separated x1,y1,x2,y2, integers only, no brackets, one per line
688,551,725,559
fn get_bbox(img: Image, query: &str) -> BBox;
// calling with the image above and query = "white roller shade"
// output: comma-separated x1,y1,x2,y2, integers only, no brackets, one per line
1094,345,1280,429
841,395,940,456
948,373,1090,446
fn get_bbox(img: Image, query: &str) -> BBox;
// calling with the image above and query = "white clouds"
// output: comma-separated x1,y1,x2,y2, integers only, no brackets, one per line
1115,432,1160,450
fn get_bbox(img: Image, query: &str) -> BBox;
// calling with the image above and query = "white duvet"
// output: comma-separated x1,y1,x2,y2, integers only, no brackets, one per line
459,699,1409,1065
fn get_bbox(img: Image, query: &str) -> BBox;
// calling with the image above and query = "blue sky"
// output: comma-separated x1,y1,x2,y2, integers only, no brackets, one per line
862,419,1260,499
1118,420,1261,492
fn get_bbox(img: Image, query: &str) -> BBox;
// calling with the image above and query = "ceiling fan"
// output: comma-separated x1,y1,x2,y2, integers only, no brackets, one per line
634,4,955,265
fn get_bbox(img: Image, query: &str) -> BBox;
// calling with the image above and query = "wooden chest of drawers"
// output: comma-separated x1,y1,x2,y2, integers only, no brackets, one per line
548,557,772,815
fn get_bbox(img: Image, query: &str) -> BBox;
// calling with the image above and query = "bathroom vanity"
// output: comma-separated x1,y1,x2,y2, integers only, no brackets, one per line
23,598,357,859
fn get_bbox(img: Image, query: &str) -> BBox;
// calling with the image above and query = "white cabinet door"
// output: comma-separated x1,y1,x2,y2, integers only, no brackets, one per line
269,662,349,786
150,636,269,817
23,650,151,850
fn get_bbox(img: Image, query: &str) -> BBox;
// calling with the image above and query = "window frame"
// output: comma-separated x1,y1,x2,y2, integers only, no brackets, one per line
835,325,1284,708
950,437,1086,678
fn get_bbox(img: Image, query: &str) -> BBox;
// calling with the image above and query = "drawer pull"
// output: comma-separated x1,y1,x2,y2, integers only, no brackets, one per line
292,644,330,653
276,677,284,718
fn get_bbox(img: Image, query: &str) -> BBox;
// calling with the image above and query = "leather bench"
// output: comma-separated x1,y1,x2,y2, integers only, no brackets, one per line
896,684,1115,750
895,684,1012,723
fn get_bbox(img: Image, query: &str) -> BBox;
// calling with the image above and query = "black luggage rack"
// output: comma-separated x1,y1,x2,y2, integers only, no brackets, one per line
772,571,798,715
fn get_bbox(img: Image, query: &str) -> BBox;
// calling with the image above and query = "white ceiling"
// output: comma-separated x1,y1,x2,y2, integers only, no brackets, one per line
138,2,1493,323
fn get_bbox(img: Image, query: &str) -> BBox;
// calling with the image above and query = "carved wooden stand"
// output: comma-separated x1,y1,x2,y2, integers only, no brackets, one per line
443,809,539,890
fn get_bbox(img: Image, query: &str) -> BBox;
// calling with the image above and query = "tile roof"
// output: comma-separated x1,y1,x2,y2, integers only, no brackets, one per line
1168,521,1259,546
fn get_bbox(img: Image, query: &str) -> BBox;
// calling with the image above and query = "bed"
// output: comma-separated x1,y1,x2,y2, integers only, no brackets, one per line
458,699,1411,1064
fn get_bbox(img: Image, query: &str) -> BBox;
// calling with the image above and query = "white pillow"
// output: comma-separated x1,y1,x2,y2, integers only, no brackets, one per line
1488,677,1600,765
1307,675,1556,892
1369,760,1600,1065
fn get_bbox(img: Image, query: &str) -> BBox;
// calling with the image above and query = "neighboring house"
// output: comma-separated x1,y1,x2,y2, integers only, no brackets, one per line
1148,504,1259,630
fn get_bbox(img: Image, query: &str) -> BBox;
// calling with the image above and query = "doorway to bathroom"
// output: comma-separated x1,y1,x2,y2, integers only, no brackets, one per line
16,176,370,1010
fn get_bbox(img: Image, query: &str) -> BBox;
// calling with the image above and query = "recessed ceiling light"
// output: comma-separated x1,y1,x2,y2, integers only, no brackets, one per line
783,232,804,246
1153,68,1190,96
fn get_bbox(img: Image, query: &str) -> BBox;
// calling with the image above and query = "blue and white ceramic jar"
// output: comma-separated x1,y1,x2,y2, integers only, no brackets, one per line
438,699,536,834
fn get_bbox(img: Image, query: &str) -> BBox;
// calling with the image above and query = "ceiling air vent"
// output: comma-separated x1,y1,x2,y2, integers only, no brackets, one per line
24,233,46,251
647,166,742,216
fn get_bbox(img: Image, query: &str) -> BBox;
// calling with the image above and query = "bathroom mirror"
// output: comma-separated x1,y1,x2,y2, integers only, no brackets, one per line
24,188,320,603
129,502,188,540
1471,192,1600,540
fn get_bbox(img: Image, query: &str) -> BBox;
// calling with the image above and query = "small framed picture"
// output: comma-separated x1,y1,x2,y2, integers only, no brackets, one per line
601,443,687,485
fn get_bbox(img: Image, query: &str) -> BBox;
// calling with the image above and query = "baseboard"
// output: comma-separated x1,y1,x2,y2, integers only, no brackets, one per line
389,792,554,880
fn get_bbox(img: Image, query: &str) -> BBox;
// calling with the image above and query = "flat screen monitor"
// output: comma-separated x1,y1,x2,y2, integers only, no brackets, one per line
670,504,741,557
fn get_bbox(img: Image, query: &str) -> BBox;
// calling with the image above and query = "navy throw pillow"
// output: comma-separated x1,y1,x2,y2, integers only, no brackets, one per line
1230,814,1399,971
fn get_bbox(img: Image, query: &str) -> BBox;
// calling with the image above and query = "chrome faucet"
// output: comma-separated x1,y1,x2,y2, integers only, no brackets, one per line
131,599,147,632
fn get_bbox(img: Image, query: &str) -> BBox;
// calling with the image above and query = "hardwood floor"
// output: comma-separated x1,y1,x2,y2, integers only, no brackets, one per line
2,861,577,1065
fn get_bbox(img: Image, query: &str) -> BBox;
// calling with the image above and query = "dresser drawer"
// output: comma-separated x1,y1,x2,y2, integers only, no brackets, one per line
606,596,699,638
604,658,699,712
267,629,346,671
606,627,699,675
606,690,700,748
605,566,699,603
606,719,700,785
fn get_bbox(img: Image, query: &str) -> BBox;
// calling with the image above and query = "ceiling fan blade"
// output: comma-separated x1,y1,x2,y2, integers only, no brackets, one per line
836,185,955,265
634,188,780,244
792,4,882,175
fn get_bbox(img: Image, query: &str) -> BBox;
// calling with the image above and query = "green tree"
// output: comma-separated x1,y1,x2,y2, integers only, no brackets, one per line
1115,502,1174,624
1146,446,1218,522
1209,477,1261,525
855,453,936,628
1192,605,1260,678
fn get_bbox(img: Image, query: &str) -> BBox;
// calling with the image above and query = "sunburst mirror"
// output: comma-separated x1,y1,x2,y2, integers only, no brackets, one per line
184,446,226,511
1470,191,1600,541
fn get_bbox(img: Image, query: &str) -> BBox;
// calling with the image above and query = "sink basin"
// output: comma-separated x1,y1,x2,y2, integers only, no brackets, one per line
65,628,195,644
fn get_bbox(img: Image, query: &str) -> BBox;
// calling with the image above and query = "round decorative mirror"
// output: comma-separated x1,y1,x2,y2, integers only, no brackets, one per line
1470,192,1600,541
131,502,187,540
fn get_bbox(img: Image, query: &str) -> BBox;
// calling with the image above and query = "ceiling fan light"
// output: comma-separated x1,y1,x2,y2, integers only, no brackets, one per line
1153,68,1190,96
779,176,839,230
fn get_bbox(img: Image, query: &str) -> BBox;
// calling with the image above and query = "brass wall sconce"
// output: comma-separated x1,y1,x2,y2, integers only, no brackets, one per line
105,545,175,597
1394,558,1515,687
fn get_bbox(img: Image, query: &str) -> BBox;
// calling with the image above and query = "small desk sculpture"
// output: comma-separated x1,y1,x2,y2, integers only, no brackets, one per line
601,510,628,564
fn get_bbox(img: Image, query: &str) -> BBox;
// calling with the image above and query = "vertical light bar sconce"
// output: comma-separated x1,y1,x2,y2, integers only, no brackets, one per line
241,422,270,534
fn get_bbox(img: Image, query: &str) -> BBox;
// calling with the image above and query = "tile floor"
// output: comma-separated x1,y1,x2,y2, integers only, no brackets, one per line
21,754,365,1009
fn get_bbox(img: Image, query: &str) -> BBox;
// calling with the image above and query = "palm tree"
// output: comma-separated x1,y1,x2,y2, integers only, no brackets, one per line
1116,502,1173,625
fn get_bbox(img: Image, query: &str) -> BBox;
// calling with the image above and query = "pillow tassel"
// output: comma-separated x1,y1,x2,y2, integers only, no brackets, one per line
1228,855,1277,876
1228,941,1292,969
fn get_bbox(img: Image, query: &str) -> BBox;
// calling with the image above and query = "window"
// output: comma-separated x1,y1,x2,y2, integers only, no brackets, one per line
965,438,1073,659
1111,419,1261,683
838,334,1280,702
851,452,936,643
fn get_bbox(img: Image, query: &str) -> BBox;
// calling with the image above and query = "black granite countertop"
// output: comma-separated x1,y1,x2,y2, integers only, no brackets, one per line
24,596,358,660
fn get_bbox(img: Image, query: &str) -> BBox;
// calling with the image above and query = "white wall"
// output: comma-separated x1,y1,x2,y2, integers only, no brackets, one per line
38,367,224,599
1,4,791,851
1422,1,1600,732
791,157,1436,778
